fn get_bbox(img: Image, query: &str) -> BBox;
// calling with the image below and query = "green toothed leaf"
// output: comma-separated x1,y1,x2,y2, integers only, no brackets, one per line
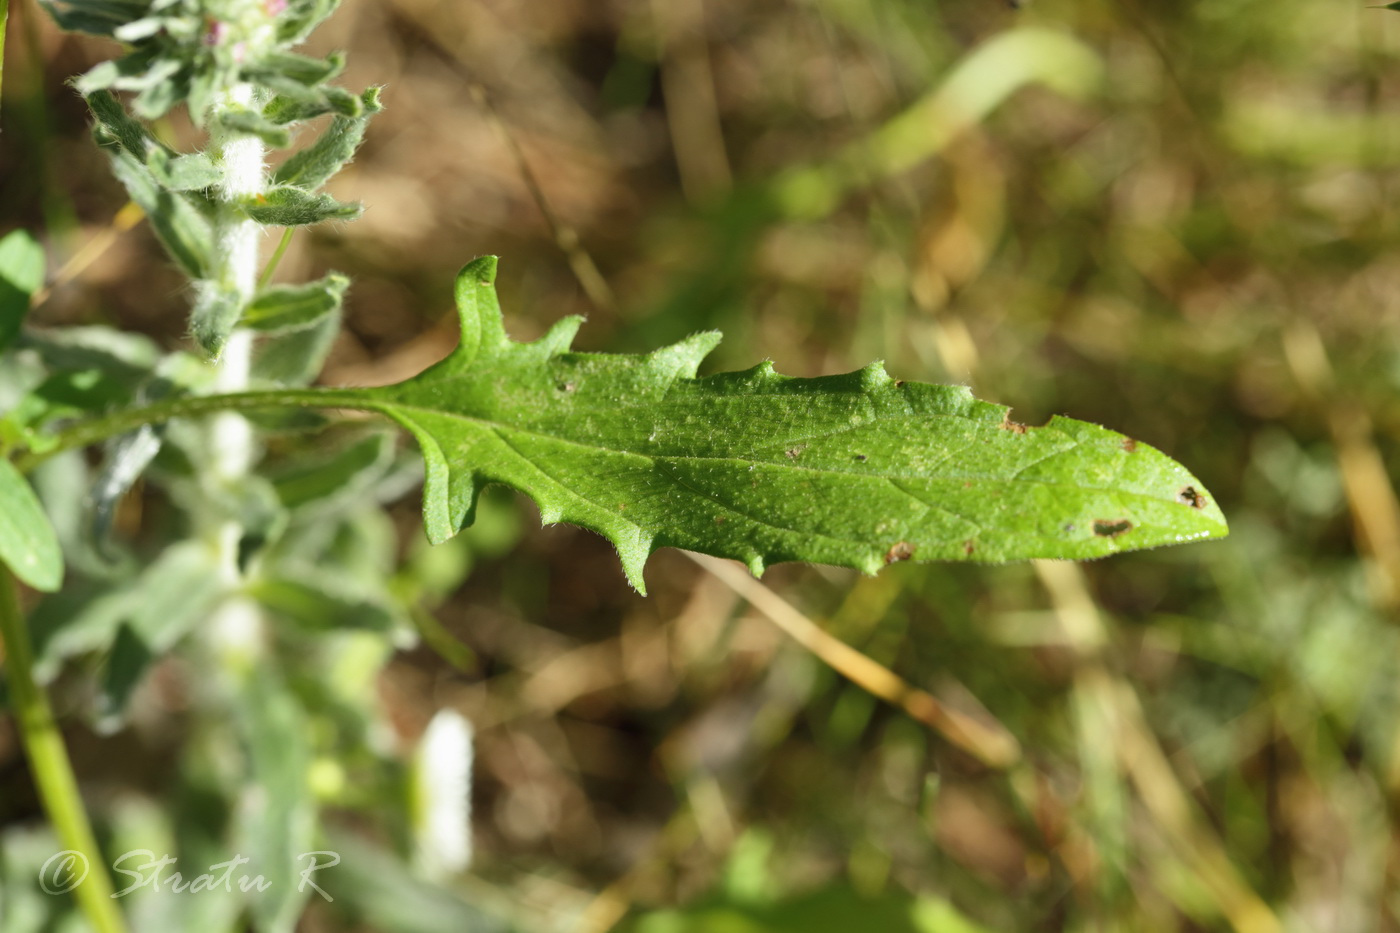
350,258,1228,594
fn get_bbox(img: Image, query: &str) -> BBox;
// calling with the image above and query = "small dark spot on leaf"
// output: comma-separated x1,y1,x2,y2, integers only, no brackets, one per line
1178,486,1207,509
895,380,906,387
885,541,916,564
1064,523,1076,533
963,540,975,555
714,515,726,525
1121,437,1138,453
1092,519,1133,538
784,444,806,460
1000,413,1027,434
854,454,867,462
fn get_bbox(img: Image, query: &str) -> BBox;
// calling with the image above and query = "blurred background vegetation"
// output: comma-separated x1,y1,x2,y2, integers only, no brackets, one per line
4,0,1400,930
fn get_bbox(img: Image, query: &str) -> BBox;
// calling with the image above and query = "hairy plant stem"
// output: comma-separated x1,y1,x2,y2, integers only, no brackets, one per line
207,81,263,483
0,569,128,933
205,82,265,653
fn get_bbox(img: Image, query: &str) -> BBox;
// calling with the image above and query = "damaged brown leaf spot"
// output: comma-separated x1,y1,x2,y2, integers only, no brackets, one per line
1000,413,1028,434
963,540,975,555
557,381,577,393
714,515,726,525
854,454,867,462
885,541,917,564
1092,519,1133,538
895,380,906,387
1121,437,1138,453
784,444,807,460
1177,486,1207,509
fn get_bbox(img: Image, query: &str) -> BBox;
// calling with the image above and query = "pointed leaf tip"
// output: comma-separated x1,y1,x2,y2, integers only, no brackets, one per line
458,256,499,287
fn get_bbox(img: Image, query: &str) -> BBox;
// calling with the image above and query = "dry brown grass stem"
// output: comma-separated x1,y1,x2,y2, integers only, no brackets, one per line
689,552,1023,769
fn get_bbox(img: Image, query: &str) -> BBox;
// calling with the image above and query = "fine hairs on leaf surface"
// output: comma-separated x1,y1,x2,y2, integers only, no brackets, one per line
341,258,1229,594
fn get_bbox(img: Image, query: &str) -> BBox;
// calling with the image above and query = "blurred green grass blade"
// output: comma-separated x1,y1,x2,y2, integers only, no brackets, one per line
625,884,997,933
772,26,1103,218
360,259,1227,595
0,458,62,591
319,829,516,933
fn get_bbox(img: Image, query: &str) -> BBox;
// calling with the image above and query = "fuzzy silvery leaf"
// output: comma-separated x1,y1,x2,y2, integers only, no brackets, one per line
251,308,341,385
146,148,221,191
273,88,381,191
104,148,213,279
244,50,345,90
276,0,342,45
131,69,189,121
213,109,293,148
236,668,315,933
262,90,352,125
268,432,395,512
73,48,162,95
250,569,400,633
244,273,349,333
87,422,163,559
243,186,361,226
339,258,1228,594
190,283,245,359
38,0,149,38
86,89,155,157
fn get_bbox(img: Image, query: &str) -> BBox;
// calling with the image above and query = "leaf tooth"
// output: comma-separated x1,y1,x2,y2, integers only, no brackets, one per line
857,551,885,575
452,256,508,361
615,533,654,595
859,360,893,390
534,315,584,356
745,552,767,577
538,503,564,525
648,330,723,380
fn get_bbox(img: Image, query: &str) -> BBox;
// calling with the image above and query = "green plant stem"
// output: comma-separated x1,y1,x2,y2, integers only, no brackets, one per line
1,0,10,106
0,568,127,933
15,388,380,473
258,227,295,289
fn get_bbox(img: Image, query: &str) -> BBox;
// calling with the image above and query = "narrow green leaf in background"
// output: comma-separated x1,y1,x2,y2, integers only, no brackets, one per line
355,258,1228,593
0,458,63,591
0,229,44,354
